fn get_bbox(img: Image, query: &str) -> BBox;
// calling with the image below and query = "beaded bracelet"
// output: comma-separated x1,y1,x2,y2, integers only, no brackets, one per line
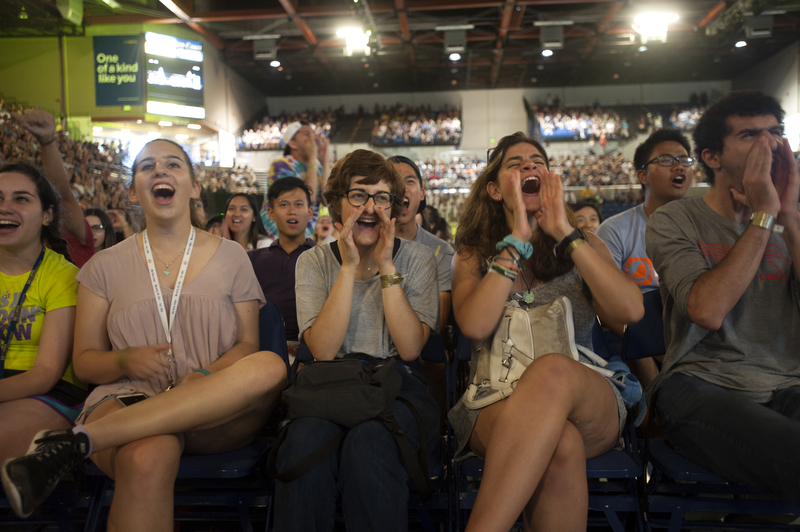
496,235,533,260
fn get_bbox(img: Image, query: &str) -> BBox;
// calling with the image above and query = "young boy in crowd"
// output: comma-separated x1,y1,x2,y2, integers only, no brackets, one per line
249,177,315,357
646,90,800,503
596,128,694,388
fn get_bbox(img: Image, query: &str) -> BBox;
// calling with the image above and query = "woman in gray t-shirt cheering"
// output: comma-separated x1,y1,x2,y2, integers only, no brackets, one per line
274,149,440,532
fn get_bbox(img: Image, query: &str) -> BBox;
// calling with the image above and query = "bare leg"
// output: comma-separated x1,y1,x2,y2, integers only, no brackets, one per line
464,355,619,532
522,422,588,532
0,399,72,464
107,436,182,532
82,351,286,453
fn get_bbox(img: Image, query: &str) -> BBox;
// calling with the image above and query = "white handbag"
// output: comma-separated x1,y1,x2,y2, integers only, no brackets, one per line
462,296,612,410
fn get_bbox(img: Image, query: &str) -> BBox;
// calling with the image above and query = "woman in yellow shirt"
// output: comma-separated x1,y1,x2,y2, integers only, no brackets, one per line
0,163,87,465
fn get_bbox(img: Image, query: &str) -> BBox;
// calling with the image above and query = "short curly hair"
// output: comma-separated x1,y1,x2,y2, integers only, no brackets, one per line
324,149,404,224
693,91,784,184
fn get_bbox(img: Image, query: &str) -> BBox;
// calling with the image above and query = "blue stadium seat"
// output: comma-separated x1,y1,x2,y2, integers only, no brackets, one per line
450,330,644,532
645,439,800,531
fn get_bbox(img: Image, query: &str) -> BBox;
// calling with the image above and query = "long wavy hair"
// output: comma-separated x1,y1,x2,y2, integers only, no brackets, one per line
455,132,576,281
0,163,73,264
130,139,204,230
222,193,268,249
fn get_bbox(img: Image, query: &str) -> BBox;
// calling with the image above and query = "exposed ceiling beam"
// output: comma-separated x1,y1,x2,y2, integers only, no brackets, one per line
698,1,727,28
394,0,416,64
156,0,225,49
89,0,617,25
509,5,526,30
278,0,317,45
490,1,515,88
186,21,225,49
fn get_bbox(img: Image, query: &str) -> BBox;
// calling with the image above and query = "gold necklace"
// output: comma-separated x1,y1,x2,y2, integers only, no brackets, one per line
356,266,372,280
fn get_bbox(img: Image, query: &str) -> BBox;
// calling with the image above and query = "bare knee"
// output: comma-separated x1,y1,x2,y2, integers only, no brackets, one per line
515,354,578,401
233,351,287,394
114,436,181,488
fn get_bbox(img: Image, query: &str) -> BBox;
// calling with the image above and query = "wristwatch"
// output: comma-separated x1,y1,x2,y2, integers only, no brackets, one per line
553,227,588,257
750,211,783,234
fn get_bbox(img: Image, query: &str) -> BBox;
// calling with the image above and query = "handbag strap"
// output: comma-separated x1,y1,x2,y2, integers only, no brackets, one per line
266,423,346,483
382,396,431,502
1,248,46,380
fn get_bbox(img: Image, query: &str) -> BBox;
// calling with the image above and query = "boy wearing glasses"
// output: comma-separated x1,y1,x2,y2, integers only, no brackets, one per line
645,91,800,503
596,129,694,387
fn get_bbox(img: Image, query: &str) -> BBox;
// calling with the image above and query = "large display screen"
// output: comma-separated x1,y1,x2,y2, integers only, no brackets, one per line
144,32,205,119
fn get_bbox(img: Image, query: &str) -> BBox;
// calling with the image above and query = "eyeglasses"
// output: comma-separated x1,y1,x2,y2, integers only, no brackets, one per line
90,224,104,232
344,189,396,209
641,155,695,169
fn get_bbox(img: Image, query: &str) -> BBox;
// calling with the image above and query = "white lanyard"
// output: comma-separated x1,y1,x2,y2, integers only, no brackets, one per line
142,227,195,389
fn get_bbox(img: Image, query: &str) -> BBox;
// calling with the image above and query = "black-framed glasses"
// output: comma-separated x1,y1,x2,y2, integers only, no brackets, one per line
90,224,104,231
344,189,396,209
641,154,695,169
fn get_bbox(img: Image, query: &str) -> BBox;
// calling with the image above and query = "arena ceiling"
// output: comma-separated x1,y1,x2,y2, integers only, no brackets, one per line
3,0,800,96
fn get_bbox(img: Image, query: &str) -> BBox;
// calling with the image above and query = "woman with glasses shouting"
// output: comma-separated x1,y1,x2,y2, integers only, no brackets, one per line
273,149,440,532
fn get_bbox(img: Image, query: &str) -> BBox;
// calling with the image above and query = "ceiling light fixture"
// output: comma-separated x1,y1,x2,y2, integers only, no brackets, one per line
632,13,679,44
735,40,747,47
92,126,103,132
187,124,201,130
434,24,475,31
175,134,189,140
158,121,173,127
541,49,553,57
337,28,369,56
533,20,573,26
449,53,461,61
270,60,280,67
638,45,647,52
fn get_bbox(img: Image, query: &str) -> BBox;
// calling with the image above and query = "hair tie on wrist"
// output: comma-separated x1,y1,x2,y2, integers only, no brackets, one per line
496,235,533,260
39,137,56,147
194,368,211,376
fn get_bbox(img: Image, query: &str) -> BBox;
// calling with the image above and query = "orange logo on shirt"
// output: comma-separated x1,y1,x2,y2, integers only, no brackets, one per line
625,257,656,286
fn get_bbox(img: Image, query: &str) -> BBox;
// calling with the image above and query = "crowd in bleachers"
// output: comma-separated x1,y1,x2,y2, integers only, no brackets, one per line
669,106,706,130
1,101,130,211
238,108,337,150
371,104,462,145
533,104,627,140
195,165,258,194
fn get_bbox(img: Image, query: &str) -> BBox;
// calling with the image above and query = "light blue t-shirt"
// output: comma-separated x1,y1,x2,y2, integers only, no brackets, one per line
596,204,659,293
